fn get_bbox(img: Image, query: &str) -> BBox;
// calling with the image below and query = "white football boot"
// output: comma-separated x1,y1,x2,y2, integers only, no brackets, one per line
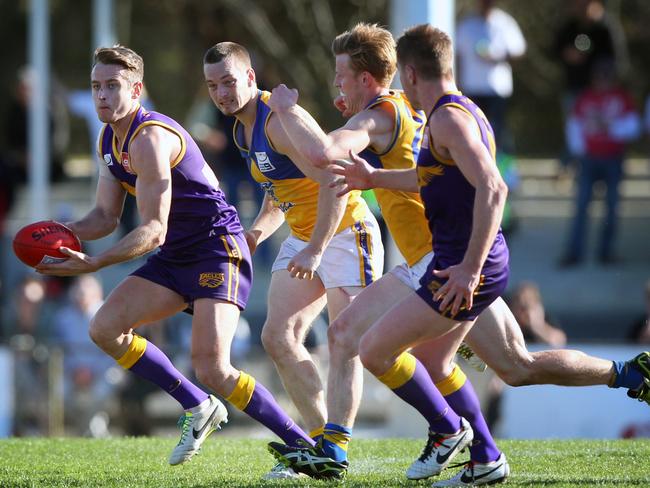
432,453,510,486
406,417,474,480
262,462,304,480
169,395,228,465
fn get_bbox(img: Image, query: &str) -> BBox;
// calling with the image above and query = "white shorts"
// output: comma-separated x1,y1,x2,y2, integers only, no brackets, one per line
272,216,384,289
389,251,434,290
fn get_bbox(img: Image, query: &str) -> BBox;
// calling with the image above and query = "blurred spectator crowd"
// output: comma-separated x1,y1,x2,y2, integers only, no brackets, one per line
0,0,648,437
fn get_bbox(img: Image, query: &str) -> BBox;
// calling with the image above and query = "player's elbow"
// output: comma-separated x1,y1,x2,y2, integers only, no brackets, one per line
486,177,508,210
306,145,331,169
147,220,167,248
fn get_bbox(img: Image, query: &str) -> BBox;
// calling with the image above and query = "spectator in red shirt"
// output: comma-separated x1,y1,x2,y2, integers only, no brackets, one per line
559,57,640,267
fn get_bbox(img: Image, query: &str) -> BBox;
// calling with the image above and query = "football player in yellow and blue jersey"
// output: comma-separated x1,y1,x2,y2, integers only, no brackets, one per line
265,23,504,481
203,42,384,479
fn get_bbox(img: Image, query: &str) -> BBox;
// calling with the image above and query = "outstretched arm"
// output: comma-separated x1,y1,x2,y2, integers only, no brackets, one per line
329,150,418,195
268,84,393,168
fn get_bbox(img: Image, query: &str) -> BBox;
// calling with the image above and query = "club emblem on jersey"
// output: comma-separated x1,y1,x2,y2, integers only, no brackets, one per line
103,154,113,166
417,164,445,186
121,152,135,174
199,272,225,288
255,152,276,172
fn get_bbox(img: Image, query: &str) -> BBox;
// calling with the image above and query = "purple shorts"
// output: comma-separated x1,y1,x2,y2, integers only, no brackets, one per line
416,254,509,321
132,231,252,311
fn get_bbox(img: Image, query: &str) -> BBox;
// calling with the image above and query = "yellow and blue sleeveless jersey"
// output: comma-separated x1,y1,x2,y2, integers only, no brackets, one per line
234,91,368,241
359,91,430,266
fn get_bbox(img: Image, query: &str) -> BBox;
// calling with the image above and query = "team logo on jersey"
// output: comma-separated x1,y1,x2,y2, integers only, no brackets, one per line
255,152,276,172
278,202,295,212
417,164,445,186
199,272,225,288
121,152,135,174
103,154,113,166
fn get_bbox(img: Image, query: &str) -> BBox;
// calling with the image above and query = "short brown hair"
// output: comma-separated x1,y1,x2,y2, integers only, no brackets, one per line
203,42,251,67
396,24,454,80
93,45,144,82
331,23,396,87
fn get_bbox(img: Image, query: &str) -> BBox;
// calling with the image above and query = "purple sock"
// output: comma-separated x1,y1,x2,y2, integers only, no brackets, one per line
393,360,461,433
129,340,208,410
444,380,501,463
244,382,315,448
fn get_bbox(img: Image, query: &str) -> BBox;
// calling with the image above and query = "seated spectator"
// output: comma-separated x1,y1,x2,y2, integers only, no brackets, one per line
510,281,567,347
486,281,566,432
8,275,50,435
50,275,115,436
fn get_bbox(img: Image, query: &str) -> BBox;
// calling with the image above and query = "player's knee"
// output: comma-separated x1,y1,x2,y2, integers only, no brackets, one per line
494,360,535,387
193,359,229,392
358,334,382,375
260,325,294,360
328,317,360,358
88,310,119,347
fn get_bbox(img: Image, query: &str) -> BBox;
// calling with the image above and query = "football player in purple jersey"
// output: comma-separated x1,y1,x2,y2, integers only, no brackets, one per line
36,45,316,467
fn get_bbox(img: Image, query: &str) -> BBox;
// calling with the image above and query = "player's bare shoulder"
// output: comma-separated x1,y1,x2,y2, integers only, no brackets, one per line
430,105,476,143
361,102,395,135
265,107,297,155
130,124,182,171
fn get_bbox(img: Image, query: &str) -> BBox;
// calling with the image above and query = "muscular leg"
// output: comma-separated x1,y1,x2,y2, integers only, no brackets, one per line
327,275,412,427
89,276,186,358
359,292,470,433
192,298,313,447
413,334,501,464
260,270,328,432
89,276,208,409
467,297,615,387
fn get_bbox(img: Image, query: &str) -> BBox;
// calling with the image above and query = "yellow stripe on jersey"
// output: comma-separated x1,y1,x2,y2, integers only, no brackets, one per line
130,121,188,168
116,334,147,369
120,181,137,196
377,352,417,389
226,371,256,411
220,235,235,303
435,365,467,396
366,92,431,266
428,101,496,165
112,106,140,163
221,234,242,305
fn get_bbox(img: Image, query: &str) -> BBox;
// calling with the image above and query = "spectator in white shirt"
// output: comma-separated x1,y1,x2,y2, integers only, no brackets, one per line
456,0,526,153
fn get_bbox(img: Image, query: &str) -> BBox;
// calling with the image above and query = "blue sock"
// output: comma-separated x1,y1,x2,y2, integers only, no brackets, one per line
321,423,352,462
611,361,643,389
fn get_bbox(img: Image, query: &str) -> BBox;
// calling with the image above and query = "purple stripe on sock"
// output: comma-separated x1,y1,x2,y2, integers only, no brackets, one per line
444,380,500,463
392,359,461,433
243,382,315,447
129,340,208,410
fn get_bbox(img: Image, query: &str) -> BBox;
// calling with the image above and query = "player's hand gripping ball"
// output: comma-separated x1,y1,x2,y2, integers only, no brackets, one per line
13,220,81,267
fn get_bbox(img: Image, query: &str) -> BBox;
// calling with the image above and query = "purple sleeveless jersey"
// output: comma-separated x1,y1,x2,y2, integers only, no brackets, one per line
99,106,252,310
415,92,509,321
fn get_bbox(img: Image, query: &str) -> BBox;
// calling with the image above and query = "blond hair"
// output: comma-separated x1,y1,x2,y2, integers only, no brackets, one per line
93,45,144,82
332,23,396,87
396,24,454,80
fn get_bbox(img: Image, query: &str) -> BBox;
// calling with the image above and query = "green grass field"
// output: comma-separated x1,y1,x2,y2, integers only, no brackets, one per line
0,437,648,487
